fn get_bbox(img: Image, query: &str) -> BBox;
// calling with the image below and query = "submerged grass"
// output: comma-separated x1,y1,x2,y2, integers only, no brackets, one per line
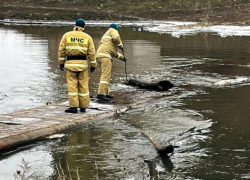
14,157,159,179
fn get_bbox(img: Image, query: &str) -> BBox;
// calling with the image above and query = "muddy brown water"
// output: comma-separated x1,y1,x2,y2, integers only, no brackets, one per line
0,24,250,180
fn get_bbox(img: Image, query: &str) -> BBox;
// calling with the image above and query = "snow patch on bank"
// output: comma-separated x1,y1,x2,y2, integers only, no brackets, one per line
214,77,249,86
1,19,250,38
141,22,250,38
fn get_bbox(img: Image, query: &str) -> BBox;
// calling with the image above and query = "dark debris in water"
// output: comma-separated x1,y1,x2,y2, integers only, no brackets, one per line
127,79,174,91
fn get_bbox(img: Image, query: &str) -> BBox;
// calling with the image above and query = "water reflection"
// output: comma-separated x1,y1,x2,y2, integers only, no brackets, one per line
182,86,250,180
0,28,55,114
0,24,250,180
0,145,54,180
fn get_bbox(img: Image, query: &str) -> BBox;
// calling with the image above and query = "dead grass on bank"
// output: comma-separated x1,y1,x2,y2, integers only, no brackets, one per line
1,0,246,11
13,158,40,180
1,0,250,24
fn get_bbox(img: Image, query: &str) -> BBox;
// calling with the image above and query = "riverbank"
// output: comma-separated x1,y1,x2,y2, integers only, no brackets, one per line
1,1,250,25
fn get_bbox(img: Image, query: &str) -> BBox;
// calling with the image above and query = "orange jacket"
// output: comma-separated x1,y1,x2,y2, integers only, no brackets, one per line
58,26,96,71
96,28,124,60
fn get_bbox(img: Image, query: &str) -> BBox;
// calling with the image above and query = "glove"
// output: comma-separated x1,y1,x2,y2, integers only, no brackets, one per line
90,67,96,73
121,57,127,62
59,64,64,71
119,46,124,54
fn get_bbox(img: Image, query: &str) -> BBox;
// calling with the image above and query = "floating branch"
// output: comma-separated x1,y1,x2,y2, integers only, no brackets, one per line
140,130,174,156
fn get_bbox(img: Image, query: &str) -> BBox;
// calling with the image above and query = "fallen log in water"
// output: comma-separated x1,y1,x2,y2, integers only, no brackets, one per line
0,90,173,153
140,130,174,156
127,79,174,91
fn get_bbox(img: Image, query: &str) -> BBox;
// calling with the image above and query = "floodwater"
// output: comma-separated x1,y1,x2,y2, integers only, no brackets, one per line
0,24,250,180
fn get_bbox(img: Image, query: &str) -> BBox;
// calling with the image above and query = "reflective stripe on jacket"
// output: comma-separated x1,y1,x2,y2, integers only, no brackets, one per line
58,26,97,71
96,28,124,60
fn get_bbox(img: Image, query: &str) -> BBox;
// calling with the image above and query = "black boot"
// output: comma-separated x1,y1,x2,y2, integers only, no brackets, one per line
106,95,114,99
80,108,86,112
65,107,78,114
97,94,111,102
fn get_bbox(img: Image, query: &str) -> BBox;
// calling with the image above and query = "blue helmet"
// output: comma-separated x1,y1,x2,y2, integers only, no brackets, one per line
75,18,85,27
109,23,119,30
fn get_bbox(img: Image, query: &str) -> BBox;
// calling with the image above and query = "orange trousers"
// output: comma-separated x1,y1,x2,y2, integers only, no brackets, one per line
66,69,90,108
97,57,112,95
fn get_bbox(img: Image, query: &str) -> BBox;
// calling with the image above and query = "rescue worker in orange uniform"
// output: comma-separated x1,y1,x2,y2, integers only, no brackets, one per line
96,23,126,101
58,18,97,113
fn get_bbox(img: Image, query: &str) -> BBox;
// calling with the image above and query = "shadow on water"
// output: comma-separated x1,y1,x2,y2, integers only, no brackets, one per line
144,155,174,176
0,24,250,179
160,156,174,172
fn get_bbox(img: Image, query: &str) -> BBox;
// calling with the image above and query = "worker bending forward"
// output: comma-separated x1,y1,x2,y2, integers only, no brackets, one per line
58,18,97,113
96,23,126,101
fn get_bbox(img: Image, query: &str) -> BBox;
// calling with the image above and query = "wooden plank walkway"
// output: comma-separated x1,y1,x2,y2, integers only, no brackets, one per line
0,91,172,153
